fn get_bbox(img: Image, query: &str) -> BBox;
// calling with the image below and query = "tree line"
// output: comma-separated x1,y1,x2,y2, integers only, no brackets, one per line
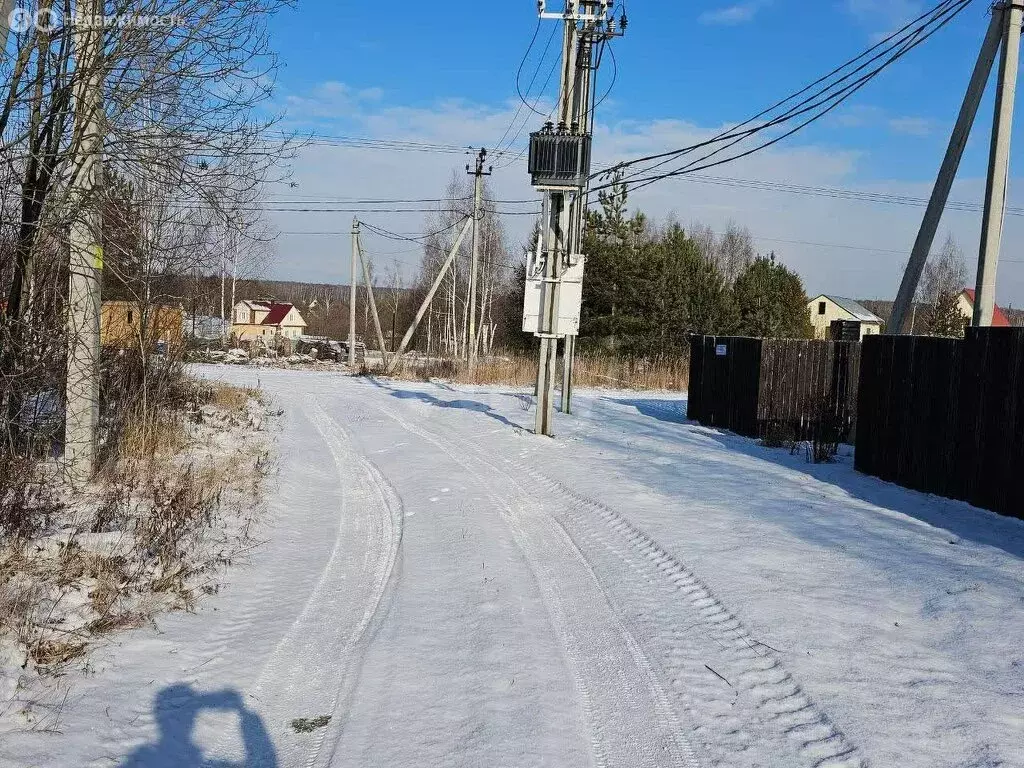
578,177,813,356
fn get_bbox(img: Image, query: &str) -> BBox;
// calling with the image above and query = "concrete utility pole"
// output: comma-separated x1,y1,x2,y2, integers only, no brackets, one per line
892,2,1021,332
890,7,1005,334
388,217,474,372
529,0,623,435
976,1,1023,326
219,211,232,345
355,225,389,363
349,218,359,367
65,1,105,483
561,334,576,413
467,147,491,375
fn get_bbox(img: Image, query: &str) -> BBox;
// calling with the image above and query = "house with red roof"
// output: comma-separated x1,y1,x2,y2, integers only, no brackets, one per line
957,288,1012,328
230,300,307,344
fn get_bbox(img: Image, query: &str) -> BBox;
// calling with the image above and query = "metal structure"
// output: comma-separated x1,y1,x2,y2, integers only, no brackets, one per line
526,0,625,435
891,2,1022,333
528,122,592,189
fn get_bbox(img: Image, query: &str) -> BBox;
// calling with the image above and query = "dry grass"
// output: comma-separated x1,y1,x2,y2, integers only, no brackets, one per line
384,351,689,391
203,382,265,411
114,413,190,468
0,378,274,681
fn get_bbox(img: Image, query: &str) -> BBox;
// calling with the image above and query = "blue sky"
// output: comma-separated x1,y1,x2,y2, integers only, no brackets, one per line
257,1,1024,307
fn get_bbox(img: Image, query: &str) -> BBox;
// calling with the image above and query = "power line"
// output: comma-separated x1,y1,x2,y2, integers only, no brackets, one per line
359,218,469,245
515,21,562,120
593,0,971,193
643,172,1024,217
263,131,524,157
599,0,965,182
497,21,560,153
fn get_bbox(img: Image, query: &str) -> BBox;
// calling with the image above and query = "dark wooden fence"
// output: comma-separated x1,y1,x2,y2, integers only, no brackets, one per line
688,336,862,441
856,329,1024,520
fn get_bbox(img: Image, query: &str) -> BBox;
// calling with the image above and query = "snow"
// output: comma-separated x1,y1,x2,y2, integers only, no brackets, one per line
2,367,1023,767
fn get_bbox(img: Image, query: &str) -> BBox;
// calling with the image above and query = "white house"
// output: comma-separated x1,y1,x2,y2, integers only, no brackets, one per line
957,288,1012,328
230,300,307,343
808,295,884,341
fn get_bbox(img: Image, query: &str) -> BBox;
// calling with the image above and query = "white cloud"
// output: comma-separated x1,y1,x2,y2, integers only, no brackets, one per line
698,2,765,26
832,105,936,137
263,82,1024,309
844,0,924,36
887,116,935,137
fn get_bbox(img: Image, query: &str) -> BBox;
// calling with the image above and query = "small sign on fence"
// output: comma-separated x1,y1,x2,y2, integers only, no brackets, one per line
715,344,728,356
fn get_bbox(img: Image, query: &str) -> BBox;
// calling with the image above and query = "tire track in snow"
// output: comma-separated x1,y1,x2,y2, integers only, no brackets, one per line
525,472,866,768
307,405,407,768
358,391,699,768
203,399,403,767
371,381,864,768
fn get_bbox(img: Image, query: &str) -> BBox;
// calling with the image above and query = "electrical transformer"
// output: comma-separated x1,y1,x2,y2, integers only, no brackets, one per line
528,122,592,190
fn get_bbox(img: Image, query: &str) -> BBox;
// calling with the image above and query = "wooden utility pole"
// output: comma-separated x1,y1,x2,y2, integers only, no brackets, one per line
65,0,105,483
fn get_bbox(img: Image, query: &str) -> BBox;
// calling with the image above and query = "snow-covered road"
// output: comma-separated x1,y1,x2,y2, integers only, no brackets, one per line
4,368,1023,768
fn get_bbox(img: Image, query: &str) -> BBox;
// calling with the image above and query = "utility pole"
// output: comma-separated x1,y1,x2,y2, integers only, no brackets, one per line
388,217,474,372
355,224,388,363
891,3,1019,332
220,218,228,345
976,1,1023,326
527,0,624,435
65,0,105,483
349,218,359,367
230,221,238,327
467,147,491,375
561,334,576,413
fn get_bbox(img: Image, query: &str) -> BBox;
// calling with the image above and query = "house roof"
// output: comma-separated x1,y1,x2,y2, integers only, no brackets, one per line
262,303,305,327
812,295,884,323
261,302,295,326
960,289,1012,327
235,300,305,327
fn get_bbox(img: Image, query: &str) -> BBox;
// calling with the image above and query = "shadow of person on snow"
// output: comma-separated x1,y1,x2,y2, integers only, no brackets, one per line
119,684,277,768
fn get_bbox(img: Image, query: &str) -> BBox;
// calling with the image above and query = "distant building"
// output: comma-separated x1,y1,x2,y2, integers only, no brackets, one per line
230,300,307,343
808,295,883,341
101,301,184,351
957,288,1012,328
184,314,230,342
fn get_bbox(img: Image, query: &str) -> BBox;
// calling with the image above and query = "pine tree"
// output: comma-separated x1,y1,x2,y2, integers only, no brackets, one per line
924,291,966,338
732,256,814,338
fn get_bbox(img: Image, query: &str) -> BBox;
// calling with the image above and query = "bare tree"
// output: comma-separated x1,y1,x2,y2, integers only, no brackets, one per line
920,233,968,305
714,221,756,284
1,0,295,463
414,170,510,360
919,233,968,337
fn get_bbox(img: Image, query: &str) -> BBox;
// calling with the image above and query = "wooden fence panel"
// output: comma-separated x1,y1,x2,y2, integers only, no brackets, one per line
687,336,704,422
689,336,860,442
857,329,1024,521
1009,332,1024,516
853,335,885,479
